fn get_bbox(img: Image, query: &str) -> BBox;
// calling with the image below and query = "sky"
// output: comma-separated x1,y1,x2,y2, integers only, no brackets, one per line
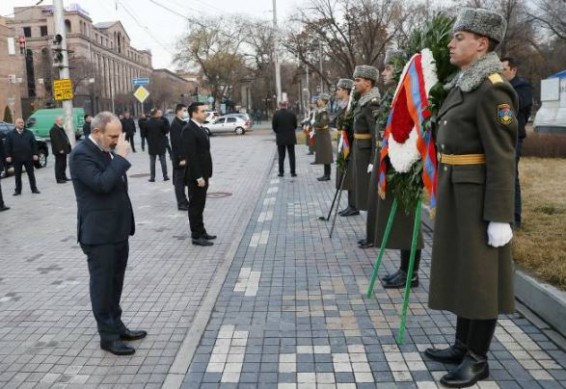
0,0,299,70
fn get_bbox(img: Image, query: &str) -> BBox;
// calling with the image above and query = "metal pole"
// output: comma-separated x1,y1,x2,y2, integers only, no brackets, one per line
319,40,323,94
272,0,282,104
53,0,76,146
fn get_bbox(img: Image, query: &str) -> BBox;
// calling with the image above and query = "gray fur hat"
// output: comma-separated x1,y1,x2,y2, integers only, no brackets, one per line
353,65,378,82
384,49,407,66
318,93,331,102
336,78,354,90
453,8,507,44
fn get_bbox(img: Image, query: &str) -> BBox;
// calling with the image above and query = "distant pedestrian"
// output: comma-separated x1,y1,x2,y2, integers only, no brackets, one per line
4,118,40,195
49,116,72,184
501,56,533,228
170,104,190,210
313,94,333,181
145,109,169,182
138,113,148,151
83,114,92,137
69,111,146,356
272,101,298,177
121,111,137,153
0,137,10,211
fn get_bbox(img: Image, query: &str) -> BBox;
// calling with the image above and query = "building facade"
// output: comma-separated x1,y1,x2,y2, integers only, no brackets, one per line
0,17,25,121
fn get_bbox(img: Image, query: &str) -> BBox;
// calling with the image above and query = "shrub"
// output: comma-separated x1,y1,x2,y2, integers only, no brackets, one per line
522,133,566,158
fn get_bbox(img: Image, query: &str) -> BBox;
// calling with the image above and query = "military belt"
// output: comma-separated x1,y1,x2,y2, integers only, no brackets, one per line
316,126,329,131
439,153,486,165
354,133,372,140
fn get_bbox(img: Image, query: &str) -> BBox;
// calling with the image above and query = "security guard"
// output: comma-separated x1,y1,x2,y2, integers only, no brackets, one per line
313,93,333,181
425,8,518,388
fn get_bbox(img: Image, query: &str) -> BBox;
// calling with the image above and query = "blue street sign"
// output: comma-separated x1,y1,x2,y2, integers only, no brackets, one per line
132,78,150,86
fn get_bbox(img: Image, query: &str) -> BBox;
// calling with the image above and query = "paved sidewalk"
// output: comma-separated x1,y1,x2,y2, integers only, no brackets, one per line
182,144,566,388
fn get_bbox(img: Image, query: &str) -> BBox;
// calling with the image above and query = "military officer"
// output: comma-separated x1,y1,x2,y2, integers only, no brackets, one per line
313,94,333,181
425,8,518,388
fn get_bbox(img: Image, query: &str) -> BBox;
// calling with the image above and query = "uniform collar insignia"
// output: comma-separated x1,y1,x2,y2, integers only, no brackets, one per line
444,52,503,93
358,87,381,107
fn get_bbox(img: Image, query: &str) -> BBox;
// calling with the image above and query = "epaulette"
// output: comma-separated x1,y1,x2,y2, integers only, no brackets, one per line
371,97,379,103
488,73,504,85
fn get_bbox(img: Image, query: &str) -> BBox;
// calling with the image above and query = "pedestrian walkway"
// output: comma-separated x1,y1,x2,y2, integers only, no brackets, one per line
181,145,566,388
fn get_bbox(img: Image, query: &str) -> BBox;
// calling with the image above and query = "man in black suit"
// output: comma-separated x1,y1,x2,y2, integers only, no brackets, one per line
121,111,137,152
169,103,189,211
49,116,72,183
180,102,216,246
5,118,40,195
0,135,10,211
69,111,146,355
137,113,148,151
83,114,92,137
272,101,298,177
145,109,169,182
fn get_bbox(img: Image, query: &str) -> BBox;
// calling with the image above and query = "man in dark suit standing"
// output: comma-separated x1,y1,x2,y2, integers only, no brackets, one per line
180,102,216,246
83,114,92,138
137,113,148,152
145,109,169,182
169,103,189,211
272,101,298,177
49,116,72,183
5,118,40,195
69,111,146,355
121,111,137,153
0,135,10,211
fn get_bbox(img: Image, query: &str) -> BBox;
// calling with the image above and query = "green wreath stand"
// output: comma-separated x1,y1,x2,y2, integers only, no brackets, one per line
365,196,422,345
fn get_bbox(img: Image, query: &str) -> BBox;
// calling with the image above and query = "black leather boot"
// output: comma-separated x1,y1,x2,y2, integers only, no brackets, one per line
440,351,489,388
381,250,420,288
425,317,469,364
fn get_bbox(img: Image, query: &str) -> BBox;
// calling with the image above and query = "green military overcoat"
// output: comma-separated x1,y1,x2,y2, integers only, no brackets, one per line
314,108,334,164
428,54,518,320
335,106,354,191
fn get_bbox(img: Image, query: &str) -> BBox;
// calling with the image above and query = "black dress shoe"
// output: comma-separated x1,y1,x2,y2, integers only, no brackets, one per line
341,208,359,217
278,173,284,177
310,162,317,165
291,173,297,177
32,189,41,194
13,192,21,196
164,177,170,181
100,340,135,355
440,352,489,388
192,237,213,246
382,270,418,289
358,241,374,249
64,177,71,181
178,205,189,211
306,152,314,155
338,207,350,216
424,341,467,364
317,175,330,181
381,269,402,283
0,205,10,212
57,180,67,184
201,233,217,240
120,329,147,341
148,178,155,182
358,238,366,245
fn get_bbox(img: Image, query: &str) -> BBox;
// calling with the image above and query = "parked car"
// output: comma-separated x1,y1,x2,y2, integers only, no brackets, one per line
203,116,250,135
26,108,85,140
223,113,253,128
0,121,49,178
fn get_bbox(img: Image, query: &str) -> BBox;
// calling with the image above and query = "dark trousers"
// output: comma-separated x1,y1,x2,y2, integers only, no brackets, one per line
455,317,497,357
277,144,296,175
514,138,523,227
348,191,356,209
188,179,208,238
149,154,168,180
13,160,37,193
140,135,146,151
80,241,129,341
173,167,188,207
323,164,331,177
400,249,421,272
126,132,136,152
0,177,5,206
54,153,68,181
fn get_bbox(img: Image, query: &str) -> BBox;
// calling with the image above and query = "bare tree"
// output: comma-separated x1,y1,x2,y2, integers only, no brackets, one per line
528,0,566,40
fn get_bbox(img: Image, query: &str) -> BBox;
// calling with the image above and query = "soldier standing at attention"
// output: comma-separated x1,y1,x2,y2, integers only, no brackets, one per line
313,94,333,181
425,8,518,388
351,65,380,244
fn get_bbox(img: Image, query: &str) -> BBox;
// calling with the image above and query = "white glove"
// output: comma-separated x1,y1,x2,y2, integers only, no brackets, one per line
309,131,314,139
487,222,513,247
367,164,373,174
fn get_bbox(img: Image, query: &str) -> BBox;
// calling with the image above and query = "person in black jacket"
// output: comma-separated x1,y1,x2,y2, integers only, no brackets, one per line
83,114,92,137
49,116,72,183
169,104,190,210
137,113,148,151
69,111,146,356
180,102,216,246
145,109,169,182
501,57,533,228
5,118,40,195
272,101,298,177
0,135,10,211
120,111,137,152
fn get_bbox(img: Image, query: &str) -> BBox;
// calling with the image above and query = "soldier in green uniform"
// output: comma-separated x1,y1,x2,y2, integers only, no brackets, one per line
334,79,359,216
313,94,333,181
425,9,518,388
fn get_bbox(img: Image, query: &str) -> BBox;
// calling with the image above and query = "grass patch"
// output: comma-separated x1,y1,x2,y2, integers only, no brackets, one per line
513,157,566,290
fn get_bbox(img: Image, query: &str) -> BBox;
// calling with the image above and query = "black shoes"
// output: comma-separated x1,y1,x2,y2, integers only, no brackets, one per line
148,178,155,182
358,239,374,249
317,175,330,181
57,180,67,184
192,237,213,246
381,269,401,283
306,151,314,155
310,162,317,165
424,341,467,364
278,173,284,177
201,233,217,240
100,340,135,356
339,207,359,217
0,205,9,212
440,352,489,388
291,173,297,177
164,177,170,181
13,191,21,196
178,205,189,211
381,269,418,288
120,329,147,341
32,189,40,194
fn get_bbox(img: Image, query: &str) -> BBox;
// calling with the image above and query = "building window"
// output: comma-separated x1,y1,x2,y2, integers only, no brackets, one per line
23,27,31,38
64,20,72,34
40,26,48,36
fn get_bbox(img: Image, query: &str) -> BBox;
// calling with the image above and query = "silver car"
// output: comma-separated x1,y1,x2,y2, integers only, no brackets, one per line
204,116,250,135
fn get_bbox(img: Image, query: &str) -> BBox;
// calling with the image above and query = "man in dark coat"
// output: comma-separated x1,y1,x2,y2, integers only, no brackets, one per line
137,113,148,152
313,94,333,181
49,116,72,183
121,111,137,153
501,56,532,228
0,135,10,211
83,114,92,137
425,9,518,388
169,104,190,210
145,109,169,182
272,101,298,177
69,111,146,356
180,102,216,247
4,118,40,195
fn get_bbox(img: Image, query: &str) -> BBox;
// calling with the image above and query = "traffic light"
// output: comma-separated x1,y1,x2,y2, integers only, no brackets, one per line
52,33,64,69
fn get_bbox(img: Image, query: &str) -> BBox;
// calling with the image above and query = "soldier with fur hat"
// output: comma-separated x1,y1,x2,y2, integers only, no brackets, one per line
313,93,333,181
424,8,518,388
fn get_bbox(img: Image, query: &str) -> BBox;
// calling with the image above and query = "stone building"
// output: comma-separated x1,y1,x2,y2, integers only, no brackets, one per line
0,17,25,121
